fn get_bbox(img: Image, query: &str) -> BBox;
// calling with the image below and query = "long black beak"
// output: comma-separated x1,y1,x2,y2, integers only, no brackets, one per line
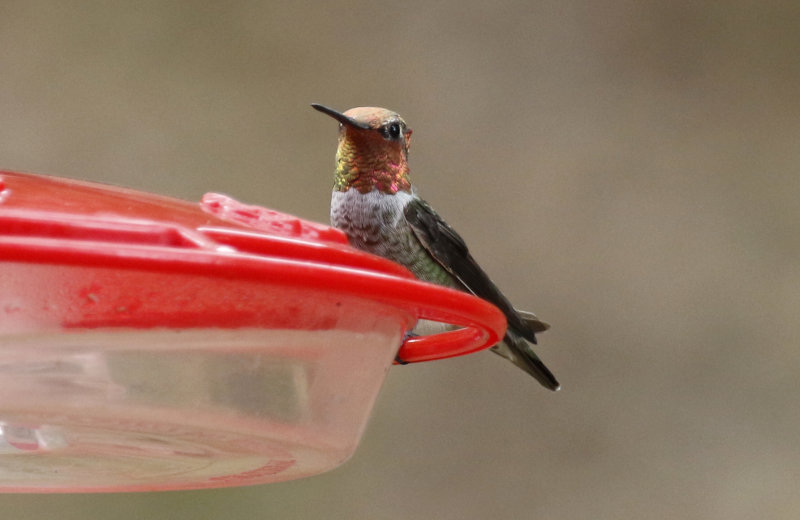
311,103,371,130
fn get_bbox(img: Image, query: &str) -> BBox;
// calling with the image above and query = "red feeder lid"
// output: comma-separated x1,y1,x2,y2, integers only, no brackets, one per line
0,171,505,362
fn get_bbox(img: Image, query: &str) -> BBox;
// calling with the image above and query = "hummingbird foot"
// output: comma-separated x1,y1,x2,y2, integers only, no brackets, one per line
395,331,419,364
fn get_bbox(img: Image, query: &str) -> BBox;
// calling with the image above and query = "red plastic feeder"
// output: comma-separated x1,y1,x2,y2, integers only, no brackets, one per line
0,171,505,492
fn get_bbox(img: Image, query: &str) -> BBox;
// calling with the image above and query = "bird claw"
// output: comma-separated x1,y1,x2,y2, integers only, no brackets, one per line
395,331,419,364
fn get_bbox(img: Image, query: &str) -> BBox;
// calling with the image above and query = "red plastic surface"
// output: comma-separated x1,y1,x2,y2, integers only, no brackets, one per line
0,171,506,362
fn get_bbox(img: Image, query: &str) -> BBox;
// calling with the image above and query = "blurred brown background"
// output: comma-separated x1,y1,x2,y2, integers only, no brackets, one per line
1,1,798,518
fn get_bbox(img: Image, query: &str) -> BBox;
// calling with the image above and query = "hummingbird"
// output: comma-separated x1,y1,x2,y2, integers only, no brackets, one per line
312,104,560,391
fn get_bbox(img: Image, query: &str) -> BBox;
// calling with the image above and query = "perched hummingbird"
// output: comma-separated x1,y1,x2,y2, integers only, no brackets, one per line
312,104,559,391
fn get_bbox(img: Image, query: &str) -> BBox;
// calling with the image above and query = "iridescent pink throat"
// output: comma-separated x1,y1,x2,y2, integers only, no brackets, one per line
333,145,412,194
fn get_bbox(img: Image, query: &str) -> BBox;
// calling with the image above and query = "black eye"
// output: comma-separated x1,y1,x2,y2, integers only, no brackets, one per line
380,123,402,140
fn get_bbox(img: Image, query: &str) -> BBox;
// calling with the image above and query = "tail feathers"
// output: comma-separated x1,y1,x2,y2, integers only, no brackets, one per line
515,309,550,335
491,330,560,391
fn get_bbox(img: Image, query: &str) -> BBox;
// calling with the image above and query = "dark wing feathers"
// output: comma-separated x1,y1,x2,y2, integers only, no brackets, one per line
403,198,542,343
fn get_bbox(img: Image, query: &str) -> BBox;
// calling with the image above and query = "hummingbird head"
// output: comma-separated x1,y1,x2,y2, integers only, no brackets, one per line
312,104,413,194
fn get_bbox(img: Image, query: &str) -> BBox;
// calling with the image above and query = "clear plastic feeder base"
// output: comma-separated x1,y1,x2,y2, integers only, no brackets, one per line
0,328,399,492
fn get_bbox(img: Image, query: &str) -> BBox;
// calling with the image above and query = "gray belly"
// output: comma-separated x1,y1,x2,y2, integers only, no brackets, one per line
331,190,459,288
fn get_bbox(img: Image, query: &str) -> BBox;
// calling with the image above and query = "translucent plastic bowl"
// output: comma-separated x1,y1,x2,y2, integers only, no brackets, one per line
0,171,505,492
